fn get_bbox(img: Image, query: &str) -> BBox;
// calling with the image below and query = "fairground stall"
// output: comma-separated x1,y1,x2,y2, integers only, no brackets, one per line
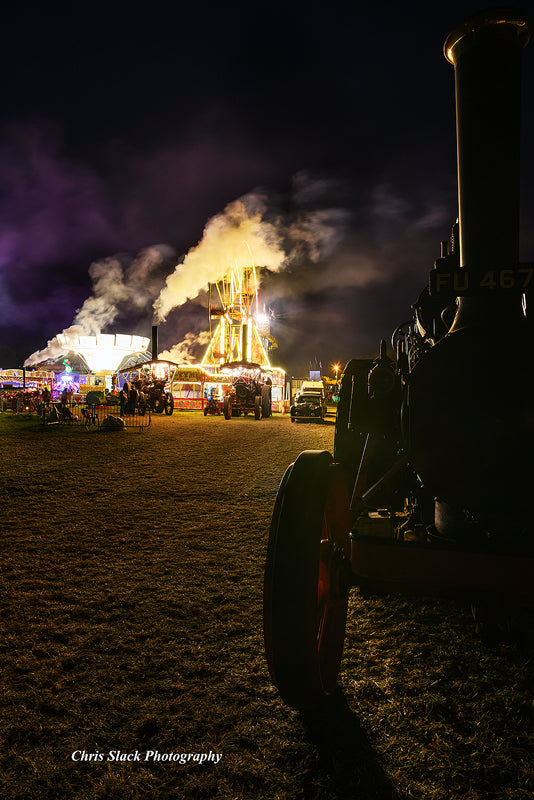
202,363,285,413
0,368,55,412
168,362,286,413
170,366,210,411
0,368,54,390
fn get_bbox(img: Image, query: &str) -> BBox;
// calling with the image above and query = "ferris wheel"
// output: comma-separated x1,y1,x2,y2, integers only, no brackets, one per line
201,245,273,367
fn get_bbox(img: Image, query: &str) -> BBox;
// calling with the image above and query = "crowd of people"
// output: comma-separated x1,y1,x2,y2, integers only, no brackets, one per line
119,380,148,415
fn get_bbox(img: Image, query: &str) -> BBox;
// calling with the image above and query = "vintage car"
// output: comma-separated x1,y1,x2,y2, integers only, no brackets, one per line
290,383,327,423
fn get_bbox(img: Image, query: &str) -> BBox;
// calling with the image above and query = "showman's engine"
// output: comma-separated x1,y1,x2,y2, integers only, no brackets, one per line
263,8,534,711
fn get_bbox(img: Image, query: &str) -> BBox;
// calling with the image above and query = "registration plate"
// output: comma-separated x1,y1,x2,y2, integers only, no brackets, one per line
429,264,534,296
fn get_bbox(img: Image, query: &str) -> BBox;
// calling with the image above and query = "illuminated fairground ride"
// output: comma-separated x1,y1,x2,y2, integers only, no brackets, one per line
198,257,286,415
201,259,276,369
56,332,151,374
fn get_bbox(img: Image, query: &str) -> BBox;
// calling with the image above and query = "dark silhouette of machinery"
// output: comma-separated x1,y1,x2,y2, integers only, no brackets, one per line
204,393,223,416
263,8,534,709
145,381,174,415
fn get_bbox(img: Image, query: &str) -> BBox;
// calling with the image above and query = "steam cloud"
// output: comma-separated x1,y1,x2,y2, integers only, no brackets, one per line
158,332,211,365
152,175,363,330
76,245,174,334
24,245,173,366
153,195,286,322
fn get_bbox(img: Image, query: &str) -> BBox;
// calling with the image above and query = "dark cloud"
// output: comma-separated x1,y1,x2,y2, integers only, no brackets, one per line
0,122,142,346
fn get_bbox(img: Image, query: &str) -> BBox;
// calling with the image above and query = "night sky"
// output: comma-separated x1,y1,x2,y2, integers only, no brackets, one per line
1,2,533,377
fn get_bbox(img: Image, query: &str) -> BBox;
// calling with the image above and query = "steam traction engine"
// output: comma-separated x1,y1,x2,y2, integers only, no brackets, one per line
263,9,534,709
223,368,272,420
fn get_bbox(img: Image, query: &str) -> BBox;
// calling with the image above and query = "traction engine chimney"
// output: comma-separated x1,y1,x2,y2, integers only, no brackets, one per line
445,8,532,329
151,325,159,361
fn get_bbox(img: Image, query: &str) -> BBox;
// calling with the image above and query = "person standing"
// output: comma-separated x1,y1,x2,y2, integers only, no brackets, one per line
119,382,129,415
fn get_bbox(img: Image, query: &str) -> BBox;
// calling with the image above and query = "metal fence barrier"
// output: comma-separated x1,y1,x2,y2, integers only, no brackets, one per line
41,402,151,431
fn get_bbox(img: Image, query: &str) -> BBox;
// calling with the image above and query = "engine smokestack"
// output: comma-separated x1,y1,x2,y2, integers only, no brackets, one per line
445,8,532,328
151,325,159,361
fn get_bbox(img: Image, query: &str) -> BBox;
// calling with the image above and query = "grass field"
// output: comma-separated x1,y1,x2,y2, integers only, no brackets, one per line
1,411,533,799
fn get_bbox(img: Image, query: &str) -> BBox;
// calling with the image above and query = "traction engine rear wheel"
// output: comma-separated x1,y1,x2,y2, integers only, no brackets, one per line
164,395,174,415
263,450,352,708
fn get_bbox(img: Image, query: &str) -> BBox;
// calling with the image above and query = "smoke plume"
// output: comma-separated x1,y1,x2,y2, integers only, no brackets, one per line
154,195,286,322
24,245,173,366
158,331,211,365
23,324,87,367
